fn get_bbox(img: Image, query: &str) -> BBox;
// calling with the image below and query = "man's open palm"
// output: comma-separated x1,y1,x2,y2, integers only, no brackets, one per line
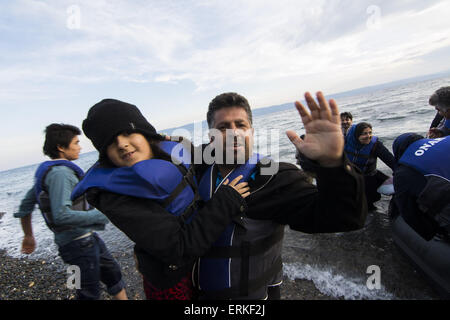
286,92,344,168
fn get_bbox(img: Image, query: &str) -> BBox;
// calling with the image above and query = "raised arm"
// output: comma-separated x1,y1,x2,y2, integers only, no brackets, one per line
246,92,367,233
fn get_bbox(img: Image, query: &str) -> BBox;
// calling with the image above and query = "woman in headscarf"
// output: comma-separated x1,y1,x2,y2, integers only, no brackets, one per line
345,122,396,210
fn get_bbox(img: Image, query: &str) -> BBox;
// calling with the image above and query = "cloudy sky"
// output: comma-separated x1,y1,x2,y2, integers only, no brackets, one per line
1,0,450,171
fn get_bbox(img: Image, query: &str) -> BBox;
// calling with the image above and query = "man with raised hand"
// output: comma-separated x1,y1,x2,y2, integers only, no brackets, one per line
193,91,367,300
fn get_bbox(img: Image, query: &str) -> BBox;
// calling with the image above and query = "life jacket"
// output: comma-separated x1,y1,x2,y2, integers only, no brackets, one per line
34,160,88,233
399,136,450,236
399,137,450,179
194,154,285,299
344,125,379,175
71,141,199,223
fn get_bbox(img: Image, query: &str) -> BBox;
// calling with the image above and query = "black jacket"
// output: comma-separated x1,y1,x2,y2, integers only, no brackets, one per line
393,164,441,240
87,183,247,288
192,155,367,299
371,140,396,172
234,158,367,233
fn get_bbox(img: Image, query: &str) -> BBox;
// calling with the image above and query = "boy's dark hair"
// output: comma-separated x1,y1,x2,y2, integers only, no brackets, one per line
43,124,81,159
207,92,253,128
429,86,450,110
340,112,353,120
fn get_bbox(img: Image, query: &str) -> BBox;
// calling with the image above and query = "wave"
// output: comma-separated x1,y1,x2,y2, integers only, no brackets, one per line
377,116,407,122
283,262,396,300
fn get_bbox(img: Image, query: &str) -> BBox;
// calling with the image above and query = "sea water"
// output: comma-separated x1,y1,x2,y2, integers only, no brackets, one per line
0,75,448,299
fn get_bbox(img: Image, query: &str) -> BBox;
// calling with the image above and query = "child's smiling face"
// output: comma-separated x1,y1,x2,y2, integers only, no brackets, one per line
106,132,153,167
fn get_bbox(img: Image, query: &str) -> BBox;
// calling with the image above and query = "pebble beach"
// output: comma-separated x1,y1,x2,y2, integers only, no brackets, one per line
0,242,332,301
0,201,443,300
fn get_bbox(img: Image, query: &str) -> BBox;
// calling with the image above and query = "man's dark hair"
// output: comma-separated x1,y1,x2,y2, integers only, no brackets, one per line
429,86,450,110
207,92,253,128
340,112,353,120
43,123,81,159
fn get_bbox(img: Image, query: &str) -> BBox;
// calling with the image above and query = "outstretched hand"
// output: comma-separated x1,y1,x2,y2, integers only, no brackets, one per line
286,92,344,168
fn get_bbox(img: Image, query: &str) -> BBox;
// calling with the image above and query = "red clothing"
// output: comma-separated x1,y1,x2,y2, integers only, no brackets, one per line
142,273,196,300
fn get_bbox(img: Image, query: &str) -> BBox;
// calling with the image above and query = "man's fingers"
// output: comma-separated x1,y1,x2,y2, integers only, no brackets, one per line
316,91,332,121
329,99,340,125
236,187,250,194
241,192,251,198
229,175,244,186
305,92,320,120
286,130,304,151
294,101,312,126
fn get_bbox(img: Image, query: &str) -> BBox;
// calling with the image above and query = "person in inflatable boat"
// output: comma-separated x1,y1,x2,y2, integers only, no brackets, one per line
391,133,450,242
344,122,396,210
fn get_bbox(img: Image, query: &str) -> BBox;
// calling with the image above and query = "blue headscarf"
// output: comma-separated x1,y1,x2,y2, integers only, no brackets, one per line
345,123,377,152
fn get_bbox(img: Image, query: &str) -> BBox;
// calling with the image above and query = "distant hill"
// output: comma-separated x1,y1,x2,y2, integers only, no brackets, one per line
160,70,450,134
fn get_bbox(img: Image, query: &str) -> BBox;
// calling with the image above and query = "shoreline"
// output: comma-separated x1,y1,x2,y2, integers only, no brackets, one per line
0,203,444,300
0,248,334,301
0,248,146,300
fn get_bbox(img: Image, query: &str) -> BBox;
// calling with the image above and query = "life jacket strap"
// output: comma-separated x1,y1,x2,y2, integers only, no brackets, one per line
198,256,283,299
240,241,251,296
197,227,284,298
162,163,201,224
161,172,189,208
38,164,83,233
347,141,378,174
346,151,371,159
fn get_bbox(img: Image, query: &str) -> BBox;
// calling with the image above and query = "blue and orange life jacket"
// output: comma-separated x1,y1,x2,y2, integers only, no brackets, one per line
34,160,87,232
194,153,284,299
71,141,199,223
397,136,450,236
398,136,450,182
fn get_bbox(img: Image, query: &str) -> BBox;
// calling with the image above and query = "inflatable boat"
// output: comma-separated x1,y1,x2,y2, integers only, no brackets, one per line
391,214,450,298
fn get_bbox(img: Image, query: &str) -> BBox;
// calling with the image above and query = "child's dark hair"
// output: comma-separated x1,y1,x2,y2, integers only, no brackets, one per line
43,123,81,159
99,131,171,167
